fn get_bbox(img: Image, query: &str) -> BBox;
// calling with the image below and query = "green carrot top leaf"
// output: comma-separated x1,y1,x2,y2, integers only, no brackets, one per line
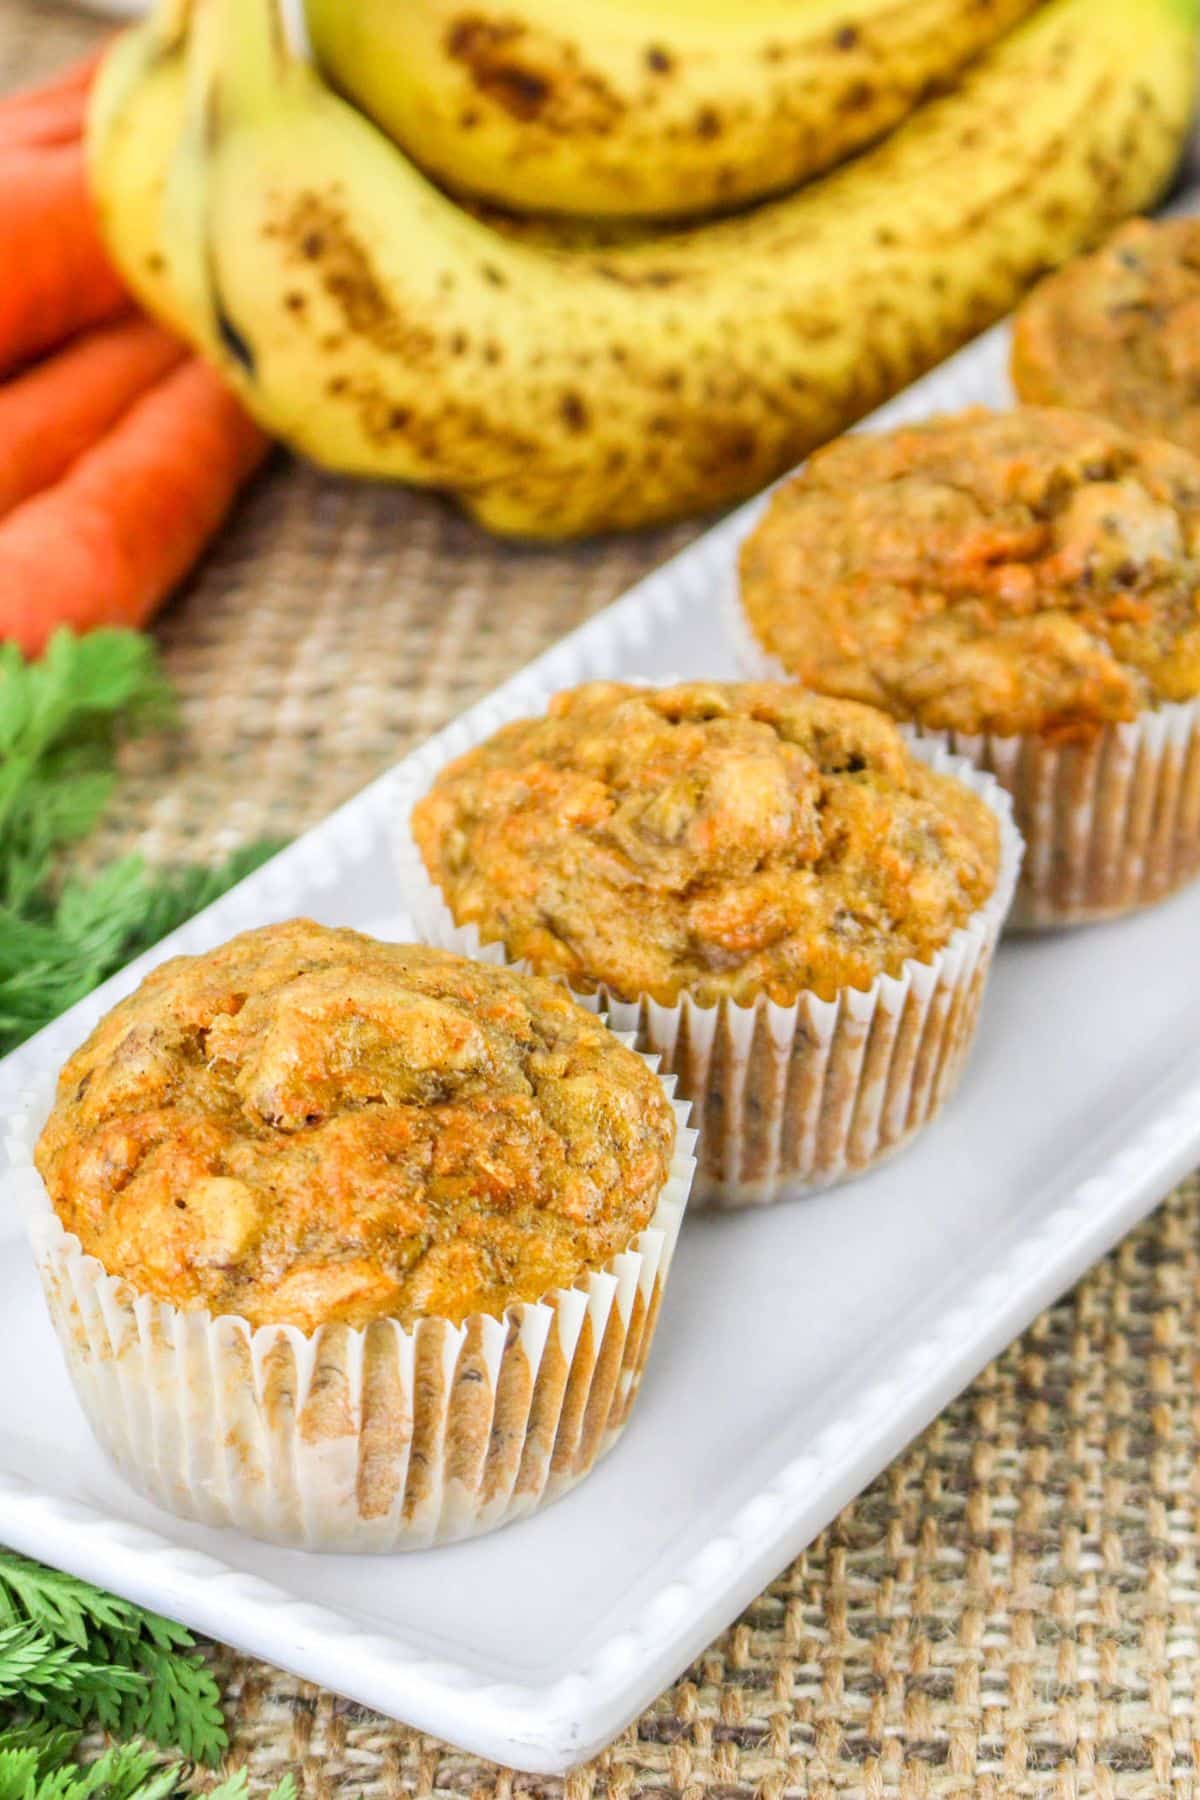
0,631,282,1058
0,628,172,913
206,1774,297,1800
0,628,172,770
0,1552,143,1650
0,1539,228,1767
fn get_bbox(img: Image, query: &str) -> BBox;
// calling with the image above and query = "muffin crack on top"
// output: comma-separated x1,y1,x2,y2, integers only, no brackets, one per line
411,680,1001,1007
738,407,1200,738
35,923,677,1332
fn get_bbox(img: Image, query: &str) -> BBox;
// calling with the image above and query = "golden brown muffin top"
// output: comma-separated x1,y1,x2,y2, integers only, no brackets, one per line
35,922,676,1333
1012,218,1200,461
411,681,1000,1007
739,407,1200,738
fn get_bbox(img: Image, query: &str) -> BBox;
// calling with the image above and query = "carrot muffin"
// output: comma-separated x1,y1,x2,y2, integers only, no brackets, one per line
411,682,1000,1004
737,407,1200,926
23,921,692,1550
402,681,1020,1205
1012,218,1200,459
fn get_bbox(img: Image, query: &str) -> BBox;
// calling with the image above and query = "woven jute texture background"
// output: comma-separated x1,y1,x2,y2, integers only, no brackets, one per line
7,5,1200,1795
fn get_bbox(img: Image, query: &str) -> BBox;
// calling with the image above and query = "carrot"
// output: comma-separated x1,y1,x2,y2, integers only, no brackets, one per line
0,48,107,151
0,359,270,655
0,142,129,376
0,88,89,153
2,48,105,107
0,317,186,518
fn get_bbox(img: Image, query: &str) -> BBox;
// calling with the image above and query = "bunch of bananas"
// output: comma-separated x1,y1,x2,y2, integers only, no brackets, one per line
88,0,1196,538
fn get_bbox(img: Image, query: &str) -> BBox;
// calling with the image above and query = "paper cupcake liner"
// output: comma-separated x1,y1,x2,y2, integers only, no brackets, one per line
906,709,1200,930
726,570,1200,931
390,684,1022,1208
9,1060,695,1553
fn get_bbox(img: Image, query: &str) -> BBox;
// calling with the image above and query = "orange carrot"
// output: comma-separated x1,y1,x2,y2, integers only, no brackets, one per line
0,48,107,151
0,317,186,518
0,359,270,655
0,88,89,153
3,48,105,106
0,142,129,376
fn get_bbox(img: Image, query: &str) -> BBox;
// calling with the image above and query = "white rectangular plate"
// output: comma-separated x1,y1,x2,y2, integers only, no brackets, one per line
5,231,1200,1774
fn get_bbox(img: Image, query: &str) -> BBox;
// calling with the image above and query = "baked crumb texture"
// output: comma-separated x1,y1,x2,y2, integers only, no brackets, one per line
739,406,1200,739
36,922,676,1331
412,681,1000,1007
28,923,691,1550
737,409,1200,928
1012,218,1200,463
403,684,1018,1205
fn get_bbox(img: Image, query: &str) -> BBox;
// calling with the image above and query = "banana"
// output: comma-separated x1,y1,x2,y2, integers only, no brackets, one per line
99,0,1196,539
86,0,194,336
304,0,1042,222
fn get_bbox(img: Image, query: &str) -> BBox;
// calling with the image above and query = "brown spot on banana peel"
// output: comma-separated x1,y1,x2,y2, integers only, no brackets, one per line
273,192,439,365
838,81,876,115
445,13,624,134
591,264,685,290
344,376,541,464
559,392,589,432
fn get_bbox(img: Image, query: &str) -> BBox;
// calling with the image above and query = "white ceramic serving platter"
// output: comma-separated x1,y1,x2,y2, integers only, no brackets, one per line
5,205,1200,1773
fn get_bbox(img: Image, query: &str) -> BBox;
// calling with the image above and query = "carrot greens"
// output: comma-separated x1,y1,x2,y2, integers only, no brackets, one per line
0,1551,223,1760
0,1550,298,1795
0,628,281,1057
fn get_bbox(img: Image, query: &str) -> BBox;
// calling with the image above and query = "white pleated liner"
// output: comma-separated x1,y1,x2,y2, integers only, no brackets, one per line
390,681,1022,1209
907,710,1200,929
726,567,1200,931
11,1056,695,1553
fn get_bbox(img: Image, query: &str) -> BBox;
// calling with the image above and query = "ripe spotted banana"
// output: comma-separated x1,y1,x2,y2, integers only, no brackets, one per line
93,0,1196,539
304,0,1042,222
86,0,193,337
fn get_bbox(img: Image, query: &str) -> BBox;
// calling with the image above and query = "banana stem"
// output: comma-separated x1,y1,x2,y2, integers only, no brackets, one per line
209,0,292,121
181,0,218,134
147,0,194,56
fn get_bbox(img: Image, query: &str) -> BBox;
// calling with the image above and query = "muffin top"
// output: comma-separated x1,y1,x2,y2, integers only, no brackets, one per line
1012,218,1200,461
739,407,1200,738
411,681,1000,1007
35,922,676,1332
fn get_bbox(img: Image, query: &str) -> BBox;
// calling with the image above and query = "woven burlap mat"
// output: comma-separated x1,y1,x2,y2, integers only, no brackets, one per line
9,7,1200,1794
